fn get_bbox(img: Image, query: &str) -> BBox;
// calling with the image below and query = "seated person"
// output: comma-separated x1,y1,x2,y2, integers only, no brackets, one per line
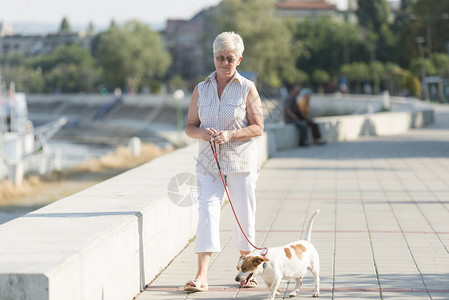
284,85,309,147
297,88,325,145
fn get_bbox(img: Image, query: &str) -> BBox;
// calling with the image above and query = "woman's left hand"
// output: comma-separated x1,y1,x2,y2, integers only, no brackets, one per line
212,130,234,145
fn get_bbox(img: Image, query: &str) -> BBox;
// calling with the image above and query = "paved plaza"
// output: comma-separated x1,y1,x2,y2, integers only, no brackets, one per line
137,105,449,300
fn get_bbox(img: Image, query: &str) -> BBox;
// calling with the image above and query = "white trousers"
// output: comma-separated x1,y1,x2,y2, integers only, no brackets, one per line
195,172,258,253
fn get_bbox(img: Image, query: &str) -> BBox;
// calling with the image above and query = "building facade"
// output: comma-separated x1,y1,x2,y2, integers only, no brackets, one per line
0,30,93,57
276,0,340,21
164,7,216,85
0,22,14,37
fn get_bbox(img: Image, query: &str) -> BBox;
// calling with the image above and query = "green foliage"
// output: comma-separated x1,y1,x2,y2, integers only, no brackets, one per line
213,0,301,88
312,69,330,93
312,69,330,83
30,44,94,72
392,0,449,67
356,0,390,31
340,62,370,81
356,0,394,62
412,0,449,54
432,53,449,77
149,80,162,94
44,63,99,93
2,66,45,93
408,57,437,77
87,22,95,35
0,53,26,67
379,23,395,48
96,20,171,92
59,17,71,33
340,62,370,92
292,18,368,77
170,74,186,90
401,70,422,97
369,61,385,93
384,62,403,93
369,61,385,81
286,69,309,85
1,44,98,93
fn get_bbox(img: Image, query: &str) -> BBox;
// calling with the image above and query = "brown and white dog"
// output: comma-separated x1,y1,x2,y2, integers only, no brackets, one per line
235,209,320,299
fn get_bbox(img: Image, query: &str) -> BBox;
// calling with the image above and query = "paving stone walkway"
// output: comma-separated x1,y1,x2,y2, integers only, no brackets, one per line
136,105,449,300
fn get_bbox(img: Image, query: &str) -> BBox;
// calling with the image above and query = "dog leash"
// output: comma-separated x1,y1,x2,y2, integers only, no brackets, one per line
209,139,268,257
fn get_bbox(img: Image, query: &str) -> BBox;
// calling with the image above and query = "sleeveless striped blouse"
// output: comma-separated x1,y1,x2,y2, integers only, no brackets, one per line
196,71,259,175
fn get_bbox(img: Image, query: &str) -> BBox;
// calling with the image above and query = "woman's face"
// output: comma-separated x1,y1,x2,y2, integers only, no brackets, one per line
213,50,242,79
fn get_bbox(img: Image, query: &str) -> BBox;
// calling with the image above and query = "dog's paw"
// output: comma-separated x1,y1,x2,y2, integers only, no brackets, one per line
288,292,297,297
275,289,282,296
312,291,320,297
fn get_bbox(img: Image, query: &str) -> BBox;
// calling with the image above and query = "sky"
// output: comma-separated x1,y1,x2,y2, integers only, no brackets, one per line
1,0,349,30
1,0,221,28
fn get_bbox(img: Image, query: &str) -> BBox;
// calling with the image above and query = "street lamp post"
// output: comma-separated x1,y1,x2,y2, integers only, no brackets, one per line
173,89,185,147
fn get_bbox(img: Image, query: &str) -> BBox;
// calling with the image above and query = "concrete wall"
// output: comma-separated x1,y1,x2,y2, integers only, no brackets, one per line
0,97,434,300
0,146,199,300
316,108,434,143
271,95,435,145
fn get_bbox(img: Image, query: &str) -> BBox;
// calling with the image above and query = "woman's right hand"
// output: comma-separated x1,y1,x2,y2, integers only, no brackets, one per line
201,128,217,142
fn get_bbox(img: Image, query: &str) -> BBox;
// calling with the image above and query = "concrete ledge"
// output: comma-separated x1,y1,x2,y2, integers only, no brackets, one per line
316,103,434,143
268,96,435,145
264,123,299,156
0,146,199,300
0,95,435,299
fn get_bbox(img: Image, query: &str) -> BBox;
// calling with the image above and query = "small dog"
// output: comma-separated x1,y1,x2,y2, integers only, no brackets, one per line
235,209,320,299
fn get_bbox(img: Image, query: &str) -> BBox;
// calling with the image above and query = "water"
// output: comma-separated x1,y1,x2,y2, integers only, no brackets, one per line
0,140,117,225
48,140,116,168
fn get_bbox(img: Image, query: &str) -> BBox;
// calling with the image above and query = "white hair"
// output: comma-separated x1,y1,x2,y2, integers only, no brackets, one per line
213,31,245,57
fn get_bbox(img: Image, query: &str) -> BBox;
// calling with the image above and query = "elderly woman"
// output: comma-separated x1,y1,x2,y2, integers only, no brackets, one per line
184,31,264,292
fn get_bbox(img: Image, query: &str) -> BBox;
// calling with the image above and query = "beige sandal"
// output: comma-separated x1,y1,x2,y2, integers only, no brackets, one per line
184,279,208,292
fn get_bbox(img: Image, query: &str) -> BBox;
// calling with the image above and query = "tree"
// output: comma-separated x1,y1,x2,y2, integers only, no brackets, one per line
356,0,390,32
340,62,370,93
2,66,45,93
432,53,449,77
411,0,449,57
384,62,403,94
391,0,420,67
291,18,368,78
400,70,422,97
96,20,171,92
356,0,394,61
408,57,436,77
312,69,330,93
43,63,99,93
212,0,301,89
29,44,95,73
27,44,99,93
59,17,71,33
369,61,385,94
391,0,449,67
87,22,95,35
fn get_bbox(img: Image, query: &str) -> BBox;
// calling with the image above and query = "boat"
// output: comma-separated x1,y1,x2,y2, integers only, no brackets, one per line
0,82,66,185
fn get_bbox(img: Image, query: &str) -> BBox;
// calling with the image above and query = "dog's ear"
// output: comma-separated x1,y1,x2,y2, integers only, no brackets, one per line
252,256,269,265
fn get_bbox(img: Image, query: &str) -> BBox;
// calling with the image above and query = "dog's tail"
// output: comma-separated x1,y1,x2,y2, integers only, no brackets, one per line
302,209,320,242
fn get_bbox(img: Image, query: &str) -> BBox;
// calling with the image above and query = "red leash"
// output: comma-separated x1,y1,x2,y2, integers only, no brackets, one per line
209,140,268,256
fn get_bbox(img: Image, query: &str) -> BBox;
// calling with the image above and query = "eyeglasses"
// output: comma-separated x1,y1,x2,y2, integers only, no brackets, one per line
214,55,237,64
